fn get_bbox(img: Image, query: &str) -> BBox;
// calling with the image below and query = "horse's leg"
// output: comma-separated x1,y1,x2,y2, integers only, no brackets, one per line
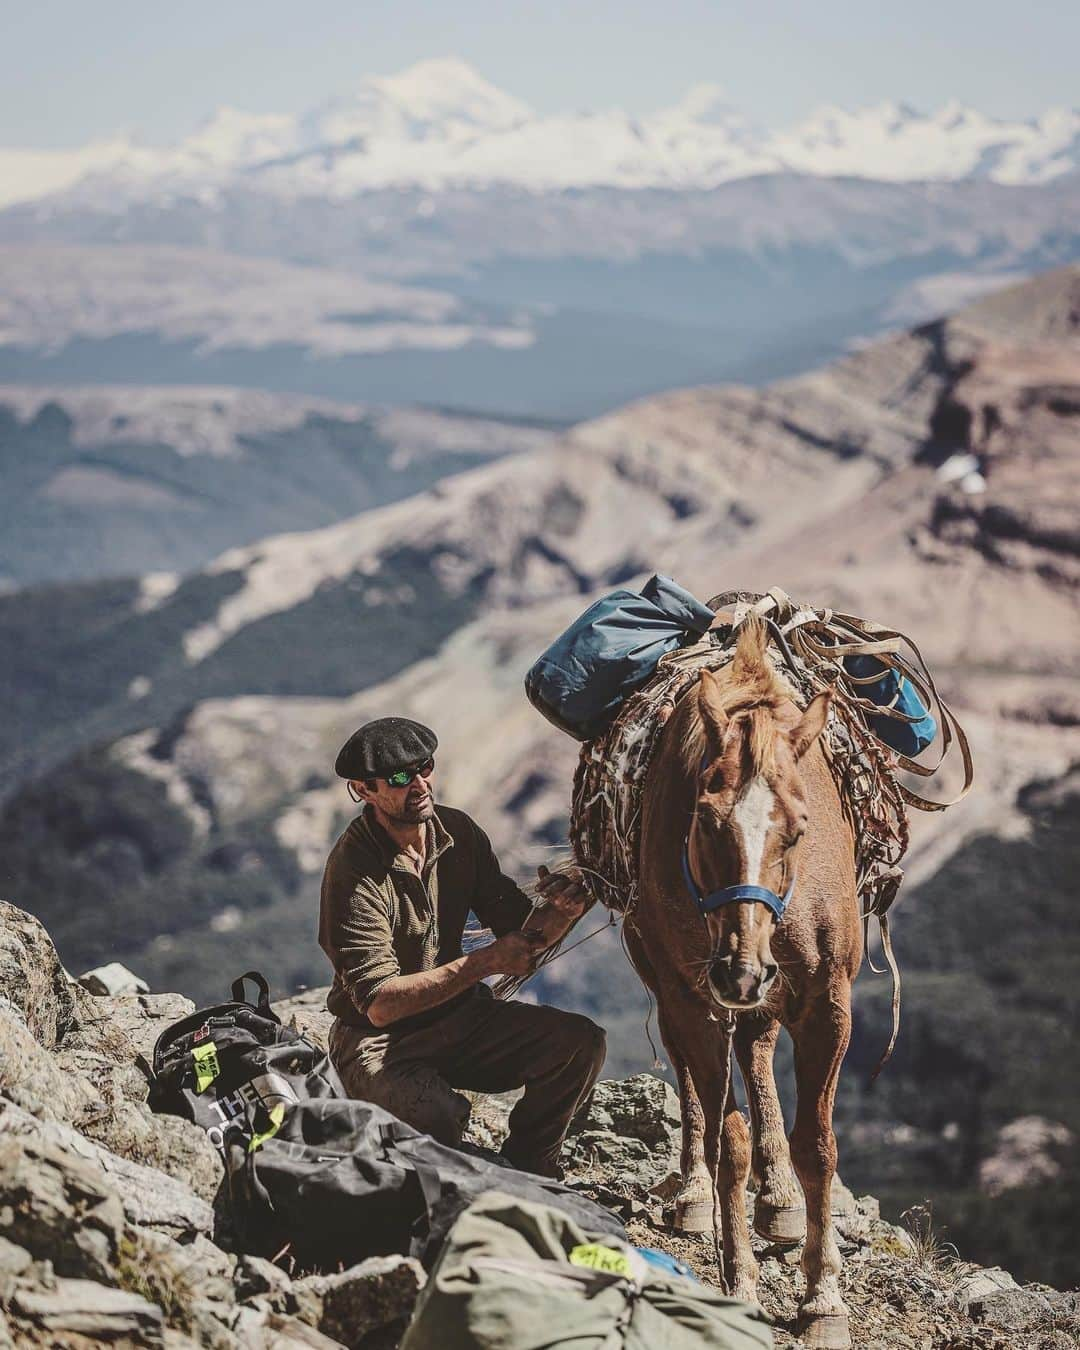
735,1013,806,1244
788,985,853,1350
660,1009,713,1234
623,924,715,1234
668,1001,756,1300
715,1074,758,1302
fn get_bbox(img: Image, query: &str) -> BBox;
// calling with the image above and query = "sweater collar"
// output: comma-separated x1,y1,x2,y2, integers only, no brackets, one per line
361,805,454,873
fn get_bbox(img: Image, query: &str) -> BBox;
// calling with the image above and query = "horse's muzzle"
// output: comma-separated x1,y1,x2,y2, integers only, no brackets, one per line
708,955,778,1007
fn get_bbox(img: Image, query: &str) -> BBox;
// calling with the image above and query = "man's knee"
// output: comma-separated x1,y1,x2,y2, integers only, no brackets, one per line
548,1009,606,1072
405,1082,471,1147
336,1049,471,1147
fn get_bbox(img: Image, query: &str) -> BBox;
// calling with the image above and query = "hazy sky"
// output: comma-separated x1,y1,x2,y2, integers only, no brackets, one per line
5,0,1079,148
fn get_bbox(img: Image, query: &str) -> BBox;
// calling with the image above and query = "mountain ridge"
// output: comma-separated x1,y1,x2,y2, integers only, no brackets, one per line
3,59,1079,209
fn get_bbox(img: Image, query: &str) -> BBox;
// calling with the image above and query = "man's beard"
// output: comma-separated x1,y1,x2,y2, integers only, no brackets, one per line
390,796,435,825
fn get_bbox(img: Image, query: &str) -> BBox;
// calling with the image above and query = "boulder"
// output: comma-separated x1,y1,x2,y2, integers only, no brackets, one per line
0,901,75,1049
952,1265,1055,1332
951,1266,1021,1312
79,962,151,997
230,1306,348,1348
10,1279,164,1347
293,1256,426,1347
0,1004,101,1123
79,1094,224,1205
64,987,195,1064
0,1135,124,1282
275,988,333,1052
565,1074,681,1185
0,1236,32,1303
564,1128,663,1187
234,1254,293,1310
0,1099,214,1240
126,1227,237,1310
568,1074,681,1152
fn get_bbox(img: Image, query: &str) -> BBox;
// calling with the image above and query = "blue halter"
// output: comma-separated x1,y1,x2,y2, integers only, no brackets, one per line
681,839,795,923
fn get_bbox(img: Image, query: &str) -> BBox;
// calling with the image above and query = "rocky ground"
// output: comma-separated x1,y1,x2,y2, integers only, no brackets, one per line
1,903,1076,1349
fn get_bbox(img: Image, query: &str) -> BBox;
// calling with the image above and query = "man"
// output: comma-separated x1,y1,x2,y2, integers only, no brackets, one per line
319,715,605,1177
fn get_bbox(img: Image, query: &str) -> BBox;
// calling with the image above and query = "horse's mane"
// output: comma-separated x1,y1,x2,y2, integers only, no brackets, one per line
678,618,793,777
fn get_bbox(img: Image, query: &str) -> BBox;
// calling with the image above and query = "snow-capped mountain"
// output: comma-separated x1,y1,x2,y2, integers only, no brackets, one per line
3,58,1078,210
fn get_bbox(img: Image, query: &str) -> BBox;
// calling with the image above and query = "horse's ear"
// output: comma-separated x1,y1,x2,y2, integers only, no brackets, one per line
790,691,831,760
697,669,729,749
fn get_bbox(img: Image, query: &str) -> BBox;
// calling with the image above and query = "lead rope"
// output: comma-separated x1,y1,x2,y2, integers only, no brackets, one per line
870,912,902,1082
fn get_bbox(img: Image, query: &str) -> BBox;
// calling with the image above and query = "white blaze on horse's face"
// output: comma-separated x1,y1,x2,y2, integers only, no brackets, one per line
731,775,776,888
696,768,787,1010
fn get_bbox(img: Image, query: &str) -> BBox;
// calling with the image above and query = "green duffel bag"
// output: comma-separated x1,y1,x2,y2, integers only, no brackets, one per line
400,1190,773,1350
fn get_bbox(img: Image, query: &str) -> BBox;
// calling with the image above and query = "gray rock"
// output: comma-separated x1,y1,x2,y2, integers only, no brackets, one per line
952,1267,1056,1333
294,1256,426,1346
568,1074,681,1154
128,1227,237,1309
79,962,151,997
565,1128,666,1187
0,1135,125,1282
231,1306,348,1348
951,1265,1021,1312
64,987,195,1064
11,1278,164,1346
234,1254,294,1309
275,988,334,1052
0,1004,100,1124
0,901,75,1048
79,1094,224,1205
0,1099,214,1239
0,1235,32,1302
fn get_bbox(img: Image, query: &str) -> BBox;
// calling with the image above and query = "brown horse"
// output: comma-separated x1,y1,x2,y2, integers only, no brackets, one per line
624,618,862,1350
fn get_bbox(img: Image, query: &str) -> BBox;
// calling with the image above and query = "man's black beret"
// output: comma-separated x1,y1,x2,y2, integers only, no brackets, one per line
334,717,438,780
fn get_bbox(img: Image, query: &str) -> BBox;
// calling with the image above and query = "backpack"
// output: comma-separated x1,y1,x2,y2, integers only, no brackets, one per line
149,973,624,1272
400,1190,774,1350
148,971,343,1153
525,574,715,742
225,1097,626,1272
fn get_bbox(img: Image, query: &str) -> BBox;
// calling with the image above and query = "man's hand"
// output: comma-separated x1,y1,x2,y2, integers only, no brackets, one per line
480,930,546,977
535,865,590,917
521,865,593,953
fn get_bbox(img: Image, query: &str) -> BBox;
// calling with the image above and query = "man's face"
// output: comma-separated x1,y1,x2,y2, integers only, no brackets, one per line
352,760,435,826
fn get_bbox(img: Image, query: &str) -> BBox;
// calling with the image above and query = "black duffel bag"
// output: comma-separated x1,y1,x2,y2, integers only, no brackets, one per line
150,972,624,1271
226,1095,626,1271
149,970,343,1153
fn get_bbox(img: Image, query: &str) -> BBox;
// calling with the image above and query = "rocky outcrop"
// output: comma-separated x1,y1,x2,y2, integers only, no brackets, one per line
1,898,1075,1349
0,900,74,1047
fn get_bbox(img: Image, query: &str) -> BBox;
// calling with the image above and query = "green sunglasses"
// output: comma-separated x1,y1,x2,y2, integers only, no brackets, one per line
384,758,435,788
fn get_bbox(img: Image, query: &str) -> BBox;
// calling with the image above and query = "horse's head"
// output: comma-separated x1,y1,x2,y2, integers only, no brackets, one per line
685,626,831,1010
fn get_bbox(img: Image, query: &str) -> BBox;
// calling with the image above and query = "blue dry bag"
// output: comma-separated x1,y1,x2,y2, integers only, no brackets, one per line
525,574,714,742
844,655,937,758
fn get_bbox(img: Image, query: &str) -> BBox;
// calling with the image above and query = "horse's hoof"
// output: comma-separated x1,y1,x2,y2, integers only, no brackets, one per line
753,1199,806,1244
673,1198,715,1234
798,1312,851,1349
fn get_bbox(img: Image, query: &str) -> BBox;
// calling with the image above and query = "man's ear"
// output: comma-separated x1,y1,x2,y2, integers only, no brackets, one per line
789,691,832,761
349,779,377,804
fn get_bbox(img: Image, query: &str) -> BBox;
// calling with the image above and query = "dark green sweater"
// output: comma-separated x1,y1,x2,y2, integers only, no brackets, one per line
319,803,532,1033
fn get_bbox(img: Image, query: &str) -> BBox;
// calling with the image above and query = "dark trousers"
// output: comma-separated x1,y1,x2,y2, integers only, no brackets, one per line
329,995,606,1176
